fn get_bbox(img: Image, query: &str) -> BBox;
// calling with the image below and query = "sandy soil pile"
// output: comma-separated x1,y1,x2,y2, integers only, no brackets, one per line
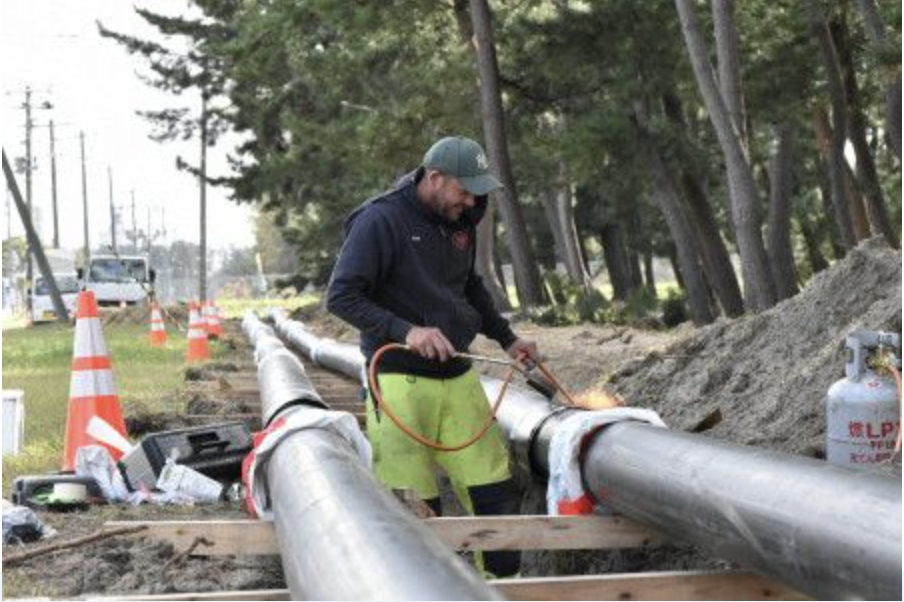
99,302,189,327
609,237,902,458
290,302,360,340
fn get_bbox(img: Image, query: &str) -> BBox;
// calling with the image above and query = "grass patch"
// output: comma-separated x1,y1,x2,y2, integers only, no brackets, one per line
1,320,229,495
216,294,320,319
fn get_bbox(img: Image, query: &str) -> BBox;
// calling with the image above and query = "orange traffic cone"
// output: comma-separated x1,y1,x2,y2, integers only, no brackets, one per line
62,290,129,471
205,299,223,339
148,301,167,347
186,300,210,363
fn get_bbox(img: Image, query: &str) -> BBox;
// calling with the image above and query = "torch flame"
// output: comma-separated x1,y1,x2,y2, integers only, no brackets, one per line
572,387,624,410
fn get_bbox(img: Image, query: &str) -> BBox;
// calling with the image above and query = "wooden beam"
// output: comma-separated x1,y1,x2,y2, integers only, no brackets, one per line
429,514,663,551
105,520,279,556
105,515,662,555
184,414,261,422
97,572,809,601
489,571,810,601
100,589,290,601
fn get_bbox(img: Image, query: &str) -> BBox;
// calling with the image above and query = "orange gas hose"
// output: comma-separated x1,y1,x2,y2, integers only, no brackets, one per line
367,343,518,452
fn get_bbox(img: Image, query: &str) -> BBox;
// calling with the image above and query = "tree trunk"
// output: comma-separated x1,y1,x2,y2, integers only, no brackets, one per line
812,109,870,242
668,246,686,291
834,19,900,248
844,163,872,241
797,210,830,275
492,236,508,293
476,214,511,310
662,93,745,317
816,170,846,260
766,123,799,301
855,0,902,161
634,104,714,325
599,222,636,302
452,0,509,310
711,0,748,147
674,0,776,311
553,163,591,285
468,0,546,307
540,191,569,269
813,17,858,250
627,247,643,291
643,252,657,297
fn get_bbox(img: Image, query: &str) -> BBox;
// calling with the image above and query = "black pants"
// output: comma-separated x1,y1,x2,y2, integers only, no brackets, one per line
425,478,521,577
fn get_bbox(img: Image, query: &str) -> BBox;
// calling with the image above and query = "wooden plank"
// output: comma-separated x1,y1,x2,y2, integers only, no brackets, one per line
98,573,808,601
105,515,662,555
100,589,290,601
489,571,810,601
214,389,261,400
184,413,261,421
429,514,663,551
105,520,279,556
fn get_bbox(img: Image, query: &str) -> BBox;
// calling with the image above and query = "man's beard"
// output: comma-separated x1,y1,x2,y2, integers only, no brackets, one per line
427,192,457,221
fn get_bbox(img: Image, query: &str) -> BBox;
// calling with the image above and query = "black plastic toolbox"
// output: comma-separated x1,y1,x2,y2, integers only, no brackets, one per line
119,422,252,491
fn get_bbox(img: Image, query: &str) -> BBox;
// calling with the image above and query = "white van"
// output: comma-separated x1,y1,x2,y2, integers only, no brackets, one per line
79,255,155,306
29,273,80,324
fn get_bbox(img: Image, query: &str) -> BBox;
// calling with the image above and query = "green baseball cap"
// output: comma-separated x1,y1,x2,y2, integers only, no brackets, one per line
423,136,503,196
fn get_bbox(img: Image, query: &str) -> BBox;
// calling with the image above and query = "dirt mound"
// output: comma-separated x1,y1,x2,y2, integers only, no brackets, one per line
184,361,241,382
126,409,193,436
290,302,359,341
5,506,284,598
100,304,150,326
609,237,902,458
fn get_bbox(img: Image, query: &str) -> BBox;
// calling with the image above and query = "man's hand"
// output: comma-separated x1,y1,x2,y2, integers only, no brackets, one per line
405,326,456,362
506,338,541,364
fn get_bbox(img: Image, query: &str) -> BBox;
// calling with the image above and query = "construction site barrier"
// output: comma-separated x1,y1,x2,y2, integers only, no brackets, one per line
270,313,903,601
243,312,500,601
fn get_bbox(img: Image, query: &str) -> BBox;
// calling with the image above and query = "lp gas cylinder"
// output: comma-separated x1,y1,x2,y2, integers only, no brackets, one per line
826,330,900,468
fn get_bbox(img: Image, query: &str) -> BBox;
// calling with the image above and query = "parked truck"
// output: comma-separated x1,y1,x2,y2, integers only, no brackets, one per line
78,255,155,306
29,273,80,323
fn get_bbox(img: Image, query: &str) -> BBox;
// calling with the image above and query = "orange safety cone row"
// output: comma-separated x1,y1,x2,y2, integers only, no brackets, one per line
186,300,210,363
148,301,167,347
62,290,130,471
205,299,223,339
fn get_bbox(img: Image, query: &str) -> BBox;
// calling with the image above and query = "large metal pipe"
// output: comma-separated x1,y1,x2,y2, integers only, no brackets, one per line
271,310,366,383
242,312,501,600
484,369,903,601
582,421,901,601
274,315,903,600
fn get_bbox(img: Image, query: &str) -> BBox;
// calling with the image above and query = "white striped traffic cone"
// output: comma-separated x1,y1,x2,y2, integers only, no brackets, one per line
62,290,129,471
186,300,210,362
148,300,167,347
205,300,223,339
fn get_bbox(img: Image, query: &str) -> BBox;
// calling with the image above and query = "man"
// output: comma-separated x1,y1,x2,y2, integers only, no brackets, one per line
326,135,539,577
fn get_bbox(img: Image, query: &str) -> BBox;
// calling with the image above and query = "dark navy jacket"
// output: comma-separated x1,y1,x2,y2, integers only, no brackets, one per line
326,168,517,378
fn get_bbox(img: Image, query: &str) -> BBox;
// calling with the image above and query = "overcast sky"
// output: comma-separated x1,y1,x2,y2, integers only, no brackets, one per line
1,0,255,254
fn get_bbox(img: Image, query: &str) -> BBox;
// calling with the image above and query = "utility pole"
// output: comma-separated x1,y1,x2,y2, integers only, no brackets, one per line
5,186,11,240
49,119,59,248
199,93,208,302
80,131,90,261
3,151,68,322
24,87,34,283
146,204,152,254
130,189,137,253
160,206,167,245
108,167,117,252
